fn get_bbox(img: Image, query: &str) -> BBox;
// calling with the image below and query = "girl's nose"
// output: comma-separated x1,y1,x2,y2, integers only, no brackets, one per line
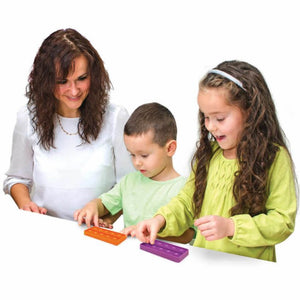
205,120,216,132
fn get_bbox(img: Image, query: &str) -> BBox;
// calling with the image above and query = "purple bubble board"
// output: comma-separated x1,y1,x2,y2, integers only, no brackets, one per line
140,240,189,263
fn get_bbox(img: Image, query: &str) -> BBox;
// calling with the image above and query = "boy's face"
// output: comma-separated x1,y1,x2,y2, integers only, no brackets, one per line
124,130,171,181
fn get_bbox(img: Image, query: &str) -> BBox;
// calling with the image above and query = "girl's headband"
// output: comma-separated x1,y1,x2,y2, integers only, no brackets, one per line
208,69,246,92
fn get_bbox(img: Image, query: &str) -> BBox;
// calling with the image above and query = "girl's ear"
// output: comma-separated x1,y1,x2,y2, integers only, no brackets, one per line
165,140,177,157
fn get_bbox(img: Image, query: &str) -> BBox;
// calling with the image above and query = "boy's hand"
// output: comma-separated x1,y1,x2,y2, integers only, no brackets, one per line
98,218,113,229
99,210,123,229
135,215,166,244
121,225,137,236
74,199,99,228
194,215,235,241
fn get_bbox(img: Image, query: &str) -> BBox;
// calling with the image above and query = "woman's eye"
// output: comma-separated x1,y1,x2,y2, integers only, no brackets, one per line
78,74,88,81
56,79,67,85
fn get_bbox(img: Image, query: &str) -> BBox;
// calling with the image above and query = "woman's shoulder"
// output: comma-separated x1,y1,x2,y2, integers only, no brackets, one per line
14,105,31,131
105,102,129,118
103,102,130,132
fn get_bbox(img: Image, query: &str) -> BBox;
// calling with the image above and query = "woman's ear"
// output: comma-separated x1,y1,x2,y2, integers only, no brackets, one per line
165,140,177,157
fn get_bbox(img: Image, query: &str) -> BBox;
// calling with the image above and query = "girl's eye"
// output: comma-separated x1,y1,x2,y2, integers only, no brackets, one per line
217,118,225,122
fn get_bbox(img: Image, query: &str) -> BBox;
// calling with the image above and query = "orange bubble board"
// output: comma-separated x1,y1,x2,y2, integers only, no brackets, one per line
84,227,127,245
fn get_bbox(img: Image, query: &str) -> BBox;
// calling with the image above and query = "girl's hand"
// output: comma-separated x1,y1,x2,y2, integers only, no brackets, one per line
121,225,137,237
74,199,99,228
194,215,235,241
21,201,47,215
135,215,166,244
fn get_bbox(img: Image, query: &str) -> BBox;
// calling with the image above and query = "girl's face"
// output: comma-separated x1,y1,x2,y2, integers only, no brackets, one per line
54,55,90,117
197,87,247,159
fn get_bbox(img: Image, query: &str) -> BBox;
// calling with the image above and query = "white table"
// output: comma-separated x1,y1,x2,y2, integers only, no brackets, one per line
0,197,298,300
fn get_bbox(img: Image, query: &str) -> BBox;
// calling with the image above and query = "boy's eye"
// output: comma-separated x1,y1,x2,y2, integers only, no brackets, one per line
141,155,148,158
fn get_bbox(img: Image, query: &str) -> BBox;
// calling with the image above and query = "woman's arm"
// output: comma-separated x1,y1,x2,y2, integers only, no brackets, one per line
10,183,47,214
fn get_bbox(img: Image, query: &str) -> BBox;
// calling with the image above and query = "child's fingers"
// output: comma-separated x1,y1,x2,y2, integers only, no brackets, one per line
149,229,157,245
77,211,86,226
93,215,99,227
73,210,80,221
194,216,211,227
135,222,149,243
85,214,93,228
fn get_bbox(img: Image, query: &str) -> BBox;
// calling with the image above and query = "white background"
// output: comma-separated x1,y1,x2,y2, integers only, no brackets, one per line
0,0,299,296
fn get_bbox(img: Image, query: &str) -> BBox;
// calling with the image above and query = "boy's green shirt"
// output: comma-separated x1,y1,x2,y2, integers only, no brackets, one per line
101,171,186,227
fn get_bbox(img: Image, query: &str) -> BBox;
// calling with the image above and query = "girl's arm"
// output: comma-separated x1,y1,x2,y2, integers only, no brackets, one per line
135,215,166,244
229,148,297,247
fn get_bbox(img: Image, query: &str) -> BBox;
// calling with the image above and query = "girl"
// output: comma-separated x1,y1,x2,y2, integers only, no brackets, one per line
135,60,297,261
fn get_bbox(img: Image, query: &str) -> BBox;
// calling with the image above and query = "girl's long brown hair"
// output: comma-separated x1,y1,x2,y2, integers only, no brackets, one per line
192,60,293,218
26,28,111,149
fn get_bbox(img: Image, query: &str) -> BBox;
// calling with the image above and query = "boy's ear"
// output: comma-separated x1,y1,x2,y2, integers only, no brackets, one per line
166,140,177,156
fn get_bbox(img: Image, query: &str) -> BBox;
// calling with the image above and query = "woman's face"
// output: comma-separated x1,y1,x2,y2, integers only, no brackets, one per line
54,55,90,117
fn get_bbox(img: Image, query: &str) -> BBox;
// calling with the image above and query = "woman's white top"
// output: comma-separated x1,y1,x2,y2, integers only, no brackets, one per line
3,103,134,220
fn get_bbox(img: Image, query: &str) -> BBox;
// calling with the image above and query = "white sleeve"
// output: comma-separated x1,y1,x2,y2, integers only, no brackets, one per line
111,105,134,182
3,107,34,194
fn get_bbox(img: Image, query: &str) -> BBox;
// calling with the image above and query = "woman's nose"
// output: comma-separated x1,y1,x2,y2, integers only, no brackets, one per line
68,81,80,95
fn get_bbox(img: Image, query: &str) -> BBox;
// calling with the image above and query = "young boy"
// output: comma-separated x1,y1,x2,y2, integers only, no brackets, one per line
74,102,194,243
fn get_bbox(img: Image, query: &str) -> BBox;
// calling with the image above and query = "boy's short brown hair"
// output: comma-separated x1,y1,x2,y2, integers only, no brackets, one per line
124,102,177,147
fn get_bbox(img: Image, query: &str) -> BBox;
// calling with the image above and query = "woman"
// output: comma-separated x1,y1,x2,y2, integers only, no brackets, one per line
3,28,133,220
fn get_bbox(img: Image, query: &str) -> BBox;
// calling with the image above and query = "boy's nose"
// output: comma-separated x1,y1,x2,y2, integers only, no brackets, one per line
134,157,142,167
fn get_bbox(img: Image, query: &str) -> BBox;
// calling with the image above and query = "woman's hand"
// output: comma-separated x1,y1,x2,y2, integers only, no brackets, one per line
194,215,235,241
21,201,47,215
135,215,166,244
74,199,99,228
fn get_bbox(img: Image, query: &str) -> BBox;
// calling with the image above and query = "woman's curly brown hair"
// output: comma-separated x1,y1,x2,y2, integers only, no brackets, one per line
192,60,292,218
26,28,111,149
